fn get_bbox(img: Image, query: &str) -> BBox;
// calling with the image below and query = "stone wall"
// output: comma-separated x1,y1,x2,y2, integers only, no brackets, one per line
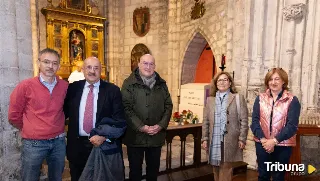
113,0,228,110
0,0,34,180
231,0,320,169
110,0,169,87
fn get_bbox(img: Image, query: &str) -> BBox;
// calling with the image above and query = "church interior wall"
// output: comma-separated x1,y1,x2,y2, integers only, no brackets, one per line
1,0,320,179
115,0,169,88
167,0,228,111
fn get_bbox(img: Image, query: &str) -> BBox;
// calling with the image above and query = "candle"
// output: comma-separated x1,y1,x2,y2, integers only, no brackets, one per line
221,54,226,66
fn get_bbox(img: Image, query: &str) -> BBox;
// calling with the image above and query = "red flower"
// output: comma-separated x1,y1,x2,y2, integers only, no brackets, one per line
182,110,187,115
173,112,180,118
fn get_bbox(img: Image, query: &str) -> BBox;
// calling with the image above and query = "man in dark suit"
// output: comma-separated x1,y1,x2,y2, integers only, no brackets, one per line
64,57,126,181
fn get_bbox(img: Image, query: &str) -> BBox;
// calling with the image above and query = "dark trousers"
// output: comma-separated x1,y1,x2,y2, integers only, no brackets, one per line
69,138,93,181
127,146,162,181
255,142,292,181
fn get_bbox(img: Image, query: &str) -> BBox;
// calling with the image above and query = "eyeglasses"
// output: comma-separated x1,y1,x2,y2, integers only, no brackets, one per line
217,78,229,83
142,62,155,68
39,59,59,66
85,65,100,71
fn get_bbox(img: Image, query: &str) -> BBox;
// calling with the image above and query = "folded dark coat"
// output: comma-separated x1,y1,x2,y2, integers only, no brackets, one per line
79,117,126,181
90,117,127,155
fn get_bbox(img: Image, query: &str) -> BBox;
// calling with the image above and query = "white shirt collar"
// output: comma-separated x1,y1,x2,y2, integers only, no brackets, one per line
84,80,100,88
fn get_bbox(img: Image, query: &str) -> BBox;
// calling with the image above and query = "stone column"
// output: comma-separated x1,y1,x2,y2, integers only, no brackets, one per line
0,0,33,180
168,0,181,111
300,0,320,112
248,0,265,87
282,3,305,100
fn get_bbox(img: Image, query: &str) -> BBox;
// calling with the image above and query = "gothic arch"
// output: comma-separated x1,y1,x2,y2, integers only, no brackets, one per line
179,28,214,85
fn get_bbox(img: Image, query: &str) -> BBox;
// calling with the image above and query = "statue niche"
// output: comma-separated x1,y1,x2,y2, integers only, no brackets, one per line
69,30,85,71
131,43,150,71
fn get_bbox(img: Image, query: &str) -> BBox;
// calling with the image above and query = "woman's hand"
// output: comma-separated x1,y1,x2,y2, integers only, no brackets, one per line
238,141,246,149
202,141,208,151
262,139,276,153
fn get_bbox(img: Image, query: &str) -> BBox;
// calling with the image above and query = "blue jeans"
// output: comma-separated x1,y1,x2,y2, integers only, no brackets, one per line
22,137,66,181
255,142,292,181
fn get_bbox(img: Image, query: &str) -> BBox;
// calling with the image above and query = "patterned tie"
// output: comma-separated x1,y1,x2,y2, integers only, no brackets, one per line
83,84,94,134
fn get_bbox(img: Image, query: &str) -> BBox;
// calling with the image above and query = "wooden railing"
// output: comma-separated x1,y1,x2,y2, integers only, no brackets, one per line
162,123,205,174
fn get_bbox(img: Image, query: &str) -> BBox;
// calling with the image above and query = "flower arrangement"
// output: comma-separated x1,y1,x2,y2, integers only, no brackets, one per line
191,115,199,124
172,110,199,125
172,111,182,123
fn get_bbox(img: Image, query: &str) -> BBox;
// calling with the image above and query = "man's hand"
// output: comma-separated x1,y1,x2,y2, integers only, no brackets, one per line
238,141,246,149
147,125,162,135
139,125,150,133
89,135,106,147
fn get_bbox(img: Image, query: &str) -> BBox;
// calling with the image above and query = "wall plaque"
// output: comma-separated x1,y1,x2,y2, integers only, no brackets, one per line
133,7,150,37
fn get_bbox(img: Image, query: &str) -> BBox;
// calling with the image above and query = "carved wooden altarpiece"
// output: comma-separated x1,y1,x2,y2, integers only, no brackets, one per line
41,0,106,79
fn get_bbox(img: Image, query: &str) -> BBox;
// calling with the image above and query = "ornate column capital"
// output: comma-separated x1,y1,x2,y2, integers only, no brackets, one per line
86,24,92,29
283,3,306,21
47,19,54,25
61,21,68,27
97,26,104,32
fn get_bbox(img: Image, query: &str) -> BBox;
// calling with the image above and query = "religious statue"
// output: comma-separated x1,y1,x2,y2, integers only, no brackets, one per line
69,30,85,72
70,30,84,62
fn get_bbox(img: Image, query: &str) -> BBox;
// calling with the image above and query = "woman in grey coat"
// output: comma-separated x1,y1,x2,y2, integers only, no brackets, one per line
201,72,249,181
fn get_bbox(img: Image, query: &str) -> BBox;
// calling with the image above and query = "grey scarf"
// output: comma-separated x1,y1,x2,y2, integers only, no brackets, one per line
139,70,156,89
209,89,230,166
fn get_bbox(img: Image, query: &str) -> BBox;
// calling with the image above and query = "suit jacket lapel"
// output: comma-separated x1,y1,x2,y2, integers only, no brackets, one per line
96,80,106,124
207,97,215,123
75,80,86,134
227,93,235,109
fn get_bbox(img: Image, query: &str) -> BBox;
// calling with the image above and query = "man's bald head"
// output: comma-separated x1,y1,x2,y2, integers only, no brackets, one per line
83,57,101,84
139,54,155,63
138,54,156,78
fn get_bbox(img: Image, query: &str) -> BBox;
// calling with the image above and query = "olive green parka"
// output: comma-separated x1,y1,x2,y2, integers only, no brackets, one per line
121,68,173,147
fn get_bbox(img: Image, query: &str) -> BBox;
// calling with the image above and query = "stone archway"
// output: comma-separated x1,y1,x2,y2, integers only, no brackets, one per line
181,32,212,85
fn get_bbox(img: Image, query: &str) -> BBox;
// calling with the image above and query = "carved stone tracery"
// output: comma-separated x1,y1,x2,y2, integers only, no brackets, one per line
282,3,306,21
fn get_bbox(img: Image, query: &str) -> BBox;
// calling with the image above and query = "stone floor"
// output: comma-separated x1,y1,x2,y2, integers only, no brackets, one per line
40,135,320,181
41,135,207,181
122,135,208,179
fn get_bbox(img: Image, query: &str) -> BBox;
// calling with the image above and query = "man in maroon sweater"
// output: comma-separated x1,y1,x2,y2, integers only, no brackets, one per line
8,48,68,181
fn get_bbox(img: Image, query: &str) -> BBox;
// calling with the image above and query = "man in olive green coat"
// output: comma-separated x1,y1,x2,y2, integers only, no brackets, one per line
121,54,173,181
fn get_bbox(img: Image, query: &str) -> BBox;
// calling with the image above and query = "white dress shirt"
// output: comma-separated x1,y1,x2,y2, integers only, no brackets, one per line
79,80,100,136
